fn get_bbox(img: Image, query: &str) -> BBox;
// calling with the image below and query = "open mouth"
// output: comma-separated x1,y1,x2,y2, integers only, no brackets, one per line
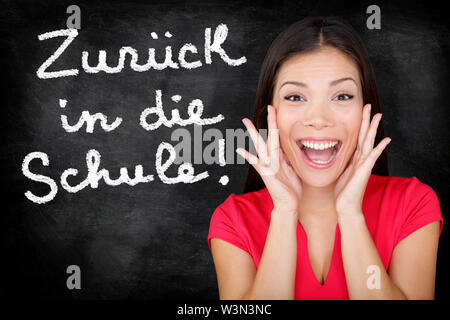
296,138,342,166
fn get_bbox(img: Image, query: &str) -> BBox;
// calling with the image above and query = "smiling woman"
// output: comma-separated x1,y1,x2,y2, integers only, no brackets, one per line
207,16,443,300
272,47,366,187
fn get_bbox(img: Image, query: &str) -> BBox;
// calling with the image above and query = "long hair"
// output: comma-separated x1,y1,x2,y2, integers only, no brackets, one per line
243,16,389,193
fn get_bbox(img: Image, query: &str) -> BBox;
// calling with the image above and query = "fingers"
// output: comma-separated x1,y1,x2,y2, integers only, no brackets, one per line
236,146,278,177
242,118,269,164
354,104,391,172
363,137,391,170
238,107,282,177
236,147,258,165
362,113,383,157
357,104,371,151
267,105,280,158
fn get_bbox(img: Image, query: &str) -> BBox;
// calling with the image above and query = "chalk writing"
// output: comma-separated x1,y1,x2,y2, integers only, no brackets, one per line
36,23,247,79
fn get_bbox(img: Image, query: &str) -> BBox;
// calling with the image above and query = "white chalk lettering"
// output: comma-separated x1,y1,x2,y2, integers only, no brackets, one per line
204,23,247,66
156,142,208,184
178,43,202,69
22,152,58,204
36,23,247,79
36,28,79,79
59,99,122,133
140,89,224,130
22,145,211,204
60,149,154,193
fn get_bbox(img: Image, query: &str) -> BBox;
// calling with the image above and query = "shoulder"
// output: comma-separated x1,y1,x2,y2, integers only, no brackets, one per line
219,187,272,212
208,188,272,254
367,174,439,203
366,174,443,243
212,187,272,223
212,187,273,228
367,174,421,191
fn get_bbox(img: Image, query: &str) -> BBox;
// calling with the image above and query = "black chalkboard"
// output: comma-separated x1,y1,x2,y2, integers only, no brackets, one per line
1,0,449,301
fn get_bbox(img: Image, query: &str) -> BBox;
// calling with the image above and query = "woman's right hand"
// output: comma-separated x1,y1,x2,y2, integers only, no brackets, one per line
236,104,303,217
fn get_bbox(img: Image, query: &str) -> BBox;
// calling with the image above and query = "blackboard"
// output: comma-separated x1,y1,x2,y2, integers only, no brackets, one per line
1,0,449,300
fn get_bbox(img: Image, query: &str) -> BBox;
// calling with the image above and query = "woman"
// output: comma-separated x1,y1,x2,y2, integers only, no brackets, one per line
207,16,443,300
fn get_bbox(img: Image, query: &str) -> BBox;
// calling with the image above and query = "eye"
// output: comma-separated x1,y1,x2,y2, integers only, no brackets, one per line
334,93,354,101
285,95,305,102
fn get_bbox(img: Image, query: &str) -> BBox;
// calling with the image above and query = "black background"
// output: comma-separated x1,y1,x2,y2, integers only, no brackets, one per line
1,0,449,300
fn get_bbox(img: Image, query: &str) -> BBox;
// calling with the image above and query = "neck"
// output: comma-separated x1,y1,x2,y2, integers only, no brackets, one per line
297,181,337,225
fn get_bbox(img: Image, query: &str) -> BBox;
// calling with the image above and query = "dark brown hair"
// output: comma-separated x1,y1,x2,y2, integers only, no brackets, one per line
243,16,389,193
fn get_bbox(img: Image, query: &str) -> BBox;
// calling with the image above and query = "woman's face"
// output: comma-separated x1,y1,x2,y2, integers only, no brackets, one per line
272,46,364,188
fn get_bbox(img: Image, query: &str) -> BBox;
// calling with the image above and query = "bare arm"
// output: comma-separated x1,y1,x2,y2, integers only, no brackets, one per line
339,213,440,299
211,105,302,299
211,209,297,299
333,104,441,299
388,221,440,299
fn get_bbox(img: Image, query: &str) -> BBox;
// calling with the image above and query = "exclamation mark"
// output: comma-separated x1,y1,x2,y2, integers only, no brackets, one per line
218,138,229,185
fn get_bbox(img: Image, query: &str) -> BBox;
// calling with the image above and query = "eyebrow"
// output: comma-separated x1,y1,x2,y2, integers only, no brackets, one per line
279,77,358,90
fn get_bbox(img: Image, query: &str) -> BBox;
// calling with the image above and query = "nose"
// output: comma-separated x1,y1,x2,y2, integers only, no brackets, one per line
302,103,333,130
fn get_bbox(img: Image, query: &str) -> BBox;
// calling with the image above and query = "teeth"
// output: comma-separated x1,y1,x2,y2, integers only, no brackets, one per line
301,140,338,150
310,148,337,164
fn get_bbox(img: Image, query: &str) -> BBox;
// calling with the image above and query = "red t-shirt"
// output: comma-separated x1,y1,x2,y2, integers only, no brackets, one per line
207,174,444,300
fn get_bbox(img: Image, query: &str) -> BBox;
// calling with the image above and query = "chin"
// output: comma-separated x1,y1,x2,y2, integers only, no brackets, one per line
289,161,338,188
301,173,337,188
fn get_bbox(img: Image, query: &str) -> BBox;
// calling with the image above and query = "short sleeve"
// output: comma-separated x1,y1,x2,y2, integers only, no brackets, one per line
397,178,444,244
207,195,250,255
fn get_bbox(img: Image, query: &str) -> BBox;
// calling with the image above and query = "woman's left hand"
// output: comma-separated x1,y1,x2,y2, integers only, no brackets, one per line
334,104,391,217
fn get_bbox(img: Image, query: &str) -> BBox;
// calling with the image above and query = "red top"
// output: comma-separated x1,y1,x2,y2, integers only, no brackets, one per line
207,174,444,300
